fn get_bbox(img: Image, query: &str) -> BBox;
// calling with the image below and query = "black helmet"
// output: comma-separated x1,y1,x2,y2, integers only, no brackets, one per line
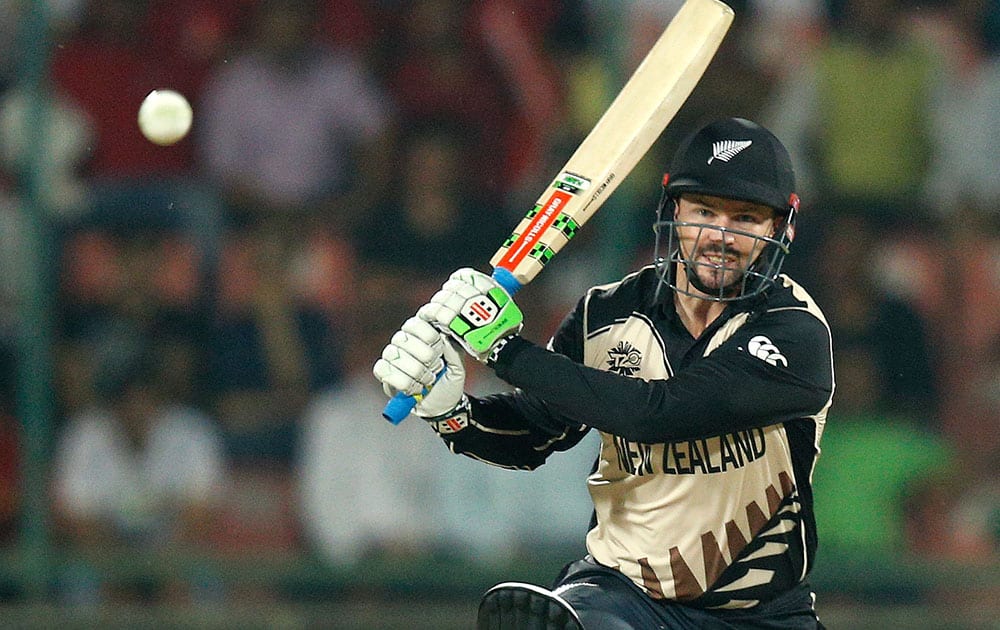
664,117,797,214
653,117,800,302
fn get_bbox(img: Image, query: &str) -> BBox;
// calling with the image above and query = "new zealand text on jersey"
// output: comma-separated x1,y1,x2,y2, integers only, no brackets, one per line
613,428,767,476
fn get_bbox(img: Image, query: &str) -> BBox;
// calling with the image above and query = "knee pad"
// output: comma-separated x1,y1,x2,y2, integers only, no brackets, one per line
477,581,584,630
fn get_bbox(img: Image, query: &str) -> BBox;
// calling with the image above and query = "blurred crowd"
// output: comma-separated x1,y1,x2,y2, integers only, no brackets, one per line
0,0,997,607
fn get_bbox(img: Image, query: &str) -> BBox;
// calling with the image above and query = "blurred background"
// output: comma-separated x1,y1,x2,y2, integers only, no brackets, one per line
0,0,998,627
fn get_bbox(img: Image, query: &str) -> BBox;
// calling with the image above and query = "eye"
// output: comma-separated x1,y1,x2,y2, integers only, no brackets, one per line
736,213,765,225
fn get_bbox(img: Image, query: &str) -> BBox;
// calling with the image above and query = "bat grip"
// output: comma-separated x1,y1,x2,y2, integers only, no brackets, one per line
382,387,427,424
381,267,523,424
490,266,523,296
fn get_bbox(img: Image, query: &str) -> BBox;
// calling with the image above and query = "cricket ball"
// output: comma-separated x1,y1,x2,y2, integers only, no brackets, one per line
137,89,193,146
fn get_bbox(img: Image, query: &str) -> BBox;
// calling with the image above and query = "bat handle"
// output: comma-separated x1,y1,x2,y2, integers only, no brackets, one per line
382,387,426,424
381,267,523,424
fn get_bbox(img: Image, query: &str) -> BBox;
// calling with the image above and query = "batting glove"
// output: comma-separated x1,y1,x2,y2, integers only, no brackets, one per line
373,316,467,420
418,267,523,363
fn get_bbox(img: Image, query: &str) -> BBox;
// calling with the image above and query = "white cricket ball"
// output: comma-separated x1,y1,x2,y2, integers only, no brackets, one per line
137,89,193,146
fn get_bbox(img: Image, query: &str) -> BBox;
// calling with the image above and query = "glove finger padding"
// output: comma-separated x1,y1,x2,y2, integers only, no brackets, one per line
398,317,445,364
452,267,501,292
424,285,468,323
414,338,466,418
416,301,448,328
372,358,413,398
374,354,434,398
372,317,446,398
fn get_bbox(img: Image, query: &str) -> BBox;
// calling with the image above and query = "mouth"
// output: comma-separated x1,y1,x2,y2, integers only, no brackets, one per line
698,252,738,268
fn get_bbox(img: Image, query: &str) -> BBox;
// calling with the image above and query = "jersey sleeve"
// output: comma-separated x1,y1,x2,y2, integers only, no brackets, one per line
436,298,592,470
491,307,834,444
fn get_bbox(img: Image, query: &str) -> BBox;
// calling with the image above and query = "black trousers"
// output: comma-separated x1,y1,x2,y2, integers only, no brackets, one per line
551,558,825,630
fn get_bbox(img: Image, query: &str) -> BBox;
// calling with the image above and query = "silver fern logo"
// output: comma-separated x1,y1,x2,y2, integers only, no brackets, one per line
708,140,752,164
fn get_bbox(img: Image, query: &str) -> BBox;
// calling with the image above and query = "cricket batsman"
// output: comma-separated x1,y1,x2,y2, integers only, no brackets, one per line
375,117,834,629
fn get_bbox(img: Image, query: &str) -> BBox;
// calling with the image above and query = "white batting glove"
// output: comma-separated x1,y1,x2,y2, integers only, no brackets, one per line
418,267,523,363
374,316,443,397
416,338,467,421
372,316,466,419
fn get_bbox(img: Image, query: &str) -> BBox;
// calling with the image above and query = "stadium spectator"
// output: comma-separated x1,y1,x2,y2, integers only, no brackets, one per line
381,0,567,199
194,0,377,470
913,0,1000,213
197,0,392,234
0,81,92,220
743,0,827,81
355,122,510,291
298,277,598,567
811,374,954,591
764,0,940,225
51,339,226,604
809,213,940,421
297,283,442,566
204,226,346,468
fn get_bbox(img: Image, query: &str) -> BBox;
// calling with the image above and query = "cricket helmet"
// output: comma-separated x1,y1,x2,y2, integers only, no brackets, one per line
653,117,800,302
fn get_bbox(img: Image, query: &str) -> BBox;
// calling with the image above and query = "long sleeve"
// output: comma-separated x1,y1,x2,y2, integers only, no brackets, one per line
491,308,833,444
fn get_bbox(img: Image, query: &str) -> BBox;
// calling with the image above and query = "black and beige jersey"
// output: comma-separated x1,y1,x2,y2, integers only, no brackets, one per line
438,265,835,609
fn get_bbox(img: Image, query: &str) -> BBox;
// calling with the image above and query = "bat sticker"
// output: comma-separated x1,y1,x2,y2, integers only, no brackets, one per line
553,215,580,239
529,243,555,265
497,189,572,270
555,172,592,195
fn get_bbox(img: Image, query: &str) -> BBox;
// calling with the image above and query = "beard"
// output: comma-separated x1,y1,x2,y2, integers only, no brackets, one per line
682,244,747,298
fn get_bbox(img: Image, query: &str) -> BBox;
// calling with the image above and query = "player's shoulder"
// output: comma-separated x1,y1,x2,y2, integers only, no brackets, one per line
584,265,659,306
580,266,660,327
758,274,830,331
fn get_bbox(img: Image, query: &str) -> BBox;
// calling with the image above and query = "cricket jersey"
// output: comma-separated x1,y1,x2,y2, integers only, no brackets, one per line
437,265,834,610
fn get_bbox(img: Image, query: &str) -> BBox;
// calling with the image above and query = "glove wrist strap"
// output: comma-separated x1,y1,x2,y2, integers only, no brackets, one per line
423,394,471,435
485,335,516,367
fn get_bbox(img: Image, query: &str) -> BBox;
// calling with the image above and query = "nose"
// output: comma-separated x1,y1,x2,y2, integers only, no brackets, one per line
707,221,736,245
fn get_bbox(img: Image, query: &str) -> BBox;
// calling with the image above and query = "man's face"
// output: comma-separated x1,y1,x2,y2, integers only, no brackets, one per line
673,194,777,298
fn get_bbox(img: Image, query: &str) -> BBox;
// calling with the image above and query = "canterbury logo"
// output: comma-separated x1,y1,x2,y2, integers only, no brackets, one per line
708,140,752,164
747,335,787,367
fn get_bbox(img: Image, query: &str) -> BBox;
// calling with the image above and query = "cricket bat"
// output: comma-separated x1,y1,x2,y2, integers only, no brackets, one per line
384,0,734,423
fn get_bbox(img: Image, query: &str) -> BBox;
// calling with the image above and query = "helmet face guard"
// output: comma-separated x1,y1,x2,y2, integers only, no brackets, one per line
653,197,792,302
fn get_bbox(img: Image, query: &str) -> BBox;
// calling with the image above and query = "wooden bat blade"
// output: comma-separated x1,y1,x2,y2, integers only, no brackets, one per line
490,0,734,287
